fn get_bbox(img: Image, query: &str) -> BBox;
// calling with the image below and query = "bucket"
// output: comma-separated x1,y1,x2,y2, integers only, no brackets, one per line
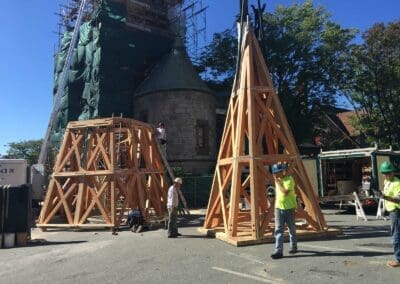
3,233,15,248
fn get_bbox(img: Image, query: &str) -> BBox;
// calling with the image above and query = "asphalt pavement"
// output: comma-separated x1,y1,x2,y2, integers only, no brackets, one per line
0,208,397,284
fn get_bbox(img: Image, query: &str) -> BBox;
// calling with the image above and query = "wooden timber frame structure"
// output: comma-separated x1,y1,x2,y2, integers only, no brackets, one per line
202,23,332,246
38,117,169,229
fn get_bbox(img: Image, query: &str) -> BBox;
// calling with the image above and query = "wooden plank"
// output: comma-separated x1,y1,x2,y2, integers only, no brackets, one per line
218,156,251,165
216,167,229,233
237,86,274,92
246,41,262,240
37,223,115,228
110,180,115,226
227,49,249,237
74,181,85,225
199,227,341,247
53,168,160,177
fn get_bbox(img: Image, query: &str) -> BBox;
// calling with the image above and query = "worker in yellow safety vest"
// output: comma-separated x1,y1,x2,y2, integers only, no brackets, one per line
376,161,400,268
270,163,297,259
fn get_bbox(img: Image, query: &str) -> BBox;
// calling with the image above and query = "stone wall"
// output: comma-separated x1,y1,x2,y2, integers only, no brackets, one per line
134,90,217,174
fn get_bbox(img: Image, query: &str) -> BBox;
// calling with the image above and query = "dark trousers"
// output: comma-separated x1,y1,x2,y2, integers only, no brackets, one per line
389,210,400,261
168,207,178,236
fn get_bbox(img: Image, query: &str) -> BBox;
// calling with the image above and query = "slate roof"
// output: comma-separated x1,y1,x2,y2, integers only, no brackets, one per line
135,37,210,96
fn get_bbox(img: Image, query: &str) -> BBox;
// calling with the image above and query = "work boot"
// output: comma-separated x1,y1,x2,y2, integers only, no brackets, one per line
289,248,298,254
135,225,143,233
270,252,283,259
387,260,400,268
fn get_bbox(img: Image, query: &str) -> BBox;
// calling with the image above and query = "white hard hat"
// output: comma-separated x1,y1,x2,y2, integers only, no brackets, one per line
174,177,183,184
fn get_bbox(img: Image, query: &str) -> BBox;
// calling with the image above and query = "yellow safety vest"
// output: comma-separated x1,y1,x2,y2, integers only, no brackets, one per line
383,177,400,212
275,175,297,210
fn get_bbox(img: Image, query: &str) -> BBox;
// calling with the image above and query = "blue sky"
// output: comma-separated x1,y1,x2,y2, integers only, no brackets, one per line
0,0,399,156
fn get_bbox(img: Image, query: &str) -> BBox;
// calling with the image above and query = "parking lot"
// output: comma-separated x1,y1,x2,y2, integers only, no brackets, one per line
0,208,398,284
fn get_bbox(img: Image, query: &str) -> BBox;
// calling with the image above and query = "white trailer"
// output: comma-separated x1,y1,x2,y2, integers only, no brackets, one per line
0,159,28,186
317,147,400,196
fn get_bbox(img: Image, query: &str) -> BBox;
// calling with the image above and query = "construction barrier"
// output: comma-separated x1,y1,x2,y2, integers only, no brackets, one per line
0,185,30,248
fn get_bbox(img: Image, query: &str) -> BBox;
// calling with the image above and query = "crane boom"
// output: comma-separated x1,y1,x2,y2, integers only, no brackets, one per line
31,0,89,204
38,0,88,164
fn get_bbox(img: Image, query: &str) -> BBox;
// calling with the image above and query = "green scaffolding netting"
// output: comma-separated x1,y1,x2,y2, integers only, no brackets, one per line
51,0,173,147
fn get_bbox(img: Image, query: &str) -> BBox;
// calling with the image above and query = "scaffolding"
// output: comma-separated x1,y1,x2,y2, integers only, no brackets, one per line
54,0,100,50
55,0,207,61
171,0,207,61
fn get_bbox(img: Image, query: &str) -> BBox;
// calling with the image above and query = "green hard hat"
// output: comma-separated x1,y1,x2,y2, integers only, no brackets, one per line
379,161,394,173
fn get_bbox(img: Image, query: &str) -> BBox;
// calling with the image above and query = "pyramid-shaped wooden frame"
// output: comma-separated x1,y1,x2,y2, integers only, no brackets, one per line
38,117,168,229
202,25,333,246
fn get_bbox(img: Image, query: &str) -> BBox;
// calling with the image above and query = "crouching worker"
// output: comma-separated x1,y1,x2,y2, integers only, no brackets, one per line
167,177,183,238
127,209,144,233
270,163,297,259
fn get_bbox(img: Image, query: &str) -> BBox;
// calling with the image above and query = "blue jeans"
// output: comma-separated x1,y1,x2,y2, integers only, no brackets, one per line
274,208,297,253
389,210,400,261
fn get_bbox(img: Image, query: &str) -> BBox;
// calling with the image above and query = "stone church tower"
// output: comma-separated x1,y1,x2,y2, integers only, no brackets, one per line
135,37,216,174
50,0,217,174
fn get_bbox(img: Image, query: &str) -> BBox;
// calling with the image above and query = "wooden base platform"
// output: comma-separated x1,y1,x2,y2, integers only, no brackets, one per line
36,223,115,229
198,227,341,247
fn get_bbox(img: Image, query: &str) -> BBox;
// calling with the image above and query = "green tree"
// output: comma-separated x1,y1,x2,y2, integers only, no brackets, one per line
262,1,356,143
3,139,43,165
199,1,356,144
199,29,237,89
346,21,400,148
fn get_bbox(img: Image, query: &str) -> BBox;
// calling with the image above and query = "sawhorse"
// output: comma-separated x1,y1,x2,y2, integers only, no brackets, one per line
376,198,387,220
353,192,368,221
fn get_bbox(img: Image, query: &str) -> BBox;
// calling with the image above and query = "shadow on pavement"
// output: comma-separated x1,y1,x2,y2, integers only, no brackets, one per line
285,249,391,258
298,224,390,243
27,239,87,247
176,234,214,239
177,214,205,228
334,224,389,240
